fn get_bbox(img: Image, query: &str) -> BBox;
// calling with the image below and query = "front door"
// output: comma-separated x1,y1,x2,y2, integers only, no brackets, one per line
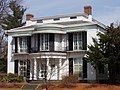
19,60,30,79
39,63,46,79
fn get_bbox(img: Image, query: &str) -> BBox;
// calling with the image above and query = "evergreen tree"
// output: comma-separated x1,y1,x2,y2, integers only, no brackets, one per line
0,0,26,73
2,0,26,30
86,23,120,83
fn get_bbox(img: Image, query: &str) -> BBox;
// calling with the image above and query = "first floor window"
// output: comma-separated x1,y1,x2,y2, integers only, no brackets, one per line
73,58,82,75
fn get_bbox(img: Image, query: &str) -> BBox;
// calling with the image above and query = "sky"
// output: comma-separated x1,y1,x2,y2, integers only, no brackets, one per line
24,0,120,25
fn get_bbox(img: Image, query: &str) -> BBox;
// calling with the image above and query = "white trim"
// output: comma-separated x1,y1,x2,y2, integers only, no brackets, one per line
12,34,32,37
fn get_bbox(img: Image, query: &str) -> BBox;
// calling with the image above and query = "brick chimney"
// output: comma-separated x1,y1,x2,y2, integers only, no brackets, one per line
84,6,92,15
26,14,34,21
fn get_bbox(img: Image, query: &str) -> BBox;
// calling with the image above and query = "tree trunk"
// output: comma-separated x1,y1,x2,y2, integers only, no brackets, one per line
108,63,116,84
96,66,99,83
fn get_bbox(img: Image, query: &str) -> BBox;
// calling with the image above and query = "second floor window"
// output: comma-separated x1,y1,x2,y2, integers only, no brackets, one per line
73,33,82,50
40,34,49,51
19,37,27,52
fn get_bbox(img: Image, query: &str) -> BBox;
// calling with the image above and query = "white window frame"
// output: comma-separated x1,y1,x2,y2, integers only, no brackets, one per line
19,37,27,53
73,33,82,50
12,38,15,53
40,34,49,51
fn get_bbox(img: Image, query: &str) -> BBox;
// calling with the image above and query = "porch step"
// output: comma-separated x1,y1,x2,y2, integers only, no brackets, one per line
21,80,42,90
30,80,43,84
21,80,61,90
21,84,38,90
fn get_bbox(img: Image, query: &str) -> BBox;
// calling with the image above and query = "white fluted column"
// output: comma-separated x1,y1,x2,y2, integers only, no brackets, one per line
47,58,49,80
34,58,37,80
30,59,33,80
59,59,62,80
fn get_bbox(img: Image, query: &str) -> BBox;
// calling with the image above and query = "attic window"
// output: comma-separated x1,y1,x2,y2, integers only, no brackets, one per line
37,20,43,23
70,16,77,19
53,18,60,21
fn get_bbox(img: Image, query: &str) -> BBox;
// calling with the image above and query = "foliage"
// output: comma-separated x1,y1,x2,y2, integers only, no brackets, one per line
61,74,79,87
1,73,24,82
2,0,26,30
0,0,9,21
0,57,7,73
0,0,26,73
0,28,7,73
85,23,120,83
0,28,7,58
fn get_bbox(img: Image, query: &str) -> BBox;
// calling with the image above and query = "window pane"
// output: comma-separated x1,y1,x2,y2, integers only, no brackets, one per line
73,33,77,50
40,34,49,51
78,33,82,49
73,58,83,75
74,58,79,64
19,37,27,52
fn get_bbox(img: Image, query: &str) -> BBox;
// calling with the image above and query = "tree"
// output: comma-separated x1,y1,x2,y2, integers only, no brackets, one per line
0,0,9,73
0,0,26,73
86,23,120,83
0,28,7,73
0,0,9,21
0,28,7,58
2,0,26,30
85,38,105,82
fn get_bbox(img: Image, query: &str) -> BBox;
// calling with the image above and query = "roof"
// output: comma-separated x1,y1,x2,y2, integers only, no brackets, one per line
31,12,106,29
6,12,106,35
31,13,86,20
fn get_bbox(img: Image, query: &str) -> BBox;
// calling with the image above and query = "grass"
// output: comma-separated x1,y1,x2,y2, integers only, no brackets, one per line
0,88,21,90
37,83,120,90
0,83,120,90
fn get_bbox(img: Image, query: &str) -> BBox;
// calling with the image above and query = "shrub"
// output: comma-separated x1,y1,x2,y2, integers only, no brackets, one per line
61,74,79,87
0,73,7,81
1,73,24,82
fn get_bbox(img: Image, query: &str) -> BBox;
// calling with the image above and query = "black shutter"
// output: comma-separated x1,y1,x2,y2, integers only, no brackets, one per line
27,36,31,53
38,34,40,51
68,33,73,51
49,33,54,51
14,60,18,74
27,60,30,79
82,31,87,50
69,58,73,75
83,58,87,78
15,37,18,53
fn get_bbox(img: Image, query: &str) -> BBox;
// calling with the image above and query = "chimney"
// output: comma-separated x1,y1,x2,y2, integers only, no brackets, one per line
26,14,34,21
84,6,92,15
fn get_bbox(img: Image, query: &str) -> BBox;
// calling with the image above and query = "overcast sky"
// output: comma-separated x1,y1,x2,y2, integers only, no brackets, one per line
24,0,120,25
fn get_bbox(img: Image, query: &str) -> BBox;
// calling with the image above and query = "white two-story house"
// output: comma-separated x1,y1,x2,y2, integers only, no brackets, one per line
7,6,107,81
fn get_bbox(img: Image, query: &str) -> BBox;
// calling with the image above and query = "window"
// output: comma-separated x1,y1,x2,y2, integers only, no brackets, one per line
53,18,60,21
73,58,82,75
12,38,15,53
19,60,27,76
70,16,77,19
19,37,27,52
73,33,82,50
40,34,49,51
37,20,43,23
